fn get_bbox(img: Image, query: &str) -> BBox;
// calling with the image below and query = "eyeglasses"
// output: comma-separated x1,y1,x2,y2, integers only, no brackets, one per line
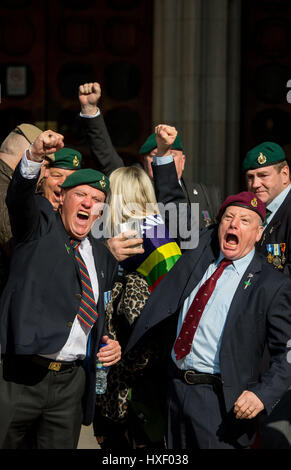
12,127,32,144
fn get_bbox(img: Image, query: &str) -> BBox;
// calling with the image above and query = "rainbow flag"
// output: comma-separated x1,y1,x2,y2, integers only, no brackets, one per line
121,214,181,291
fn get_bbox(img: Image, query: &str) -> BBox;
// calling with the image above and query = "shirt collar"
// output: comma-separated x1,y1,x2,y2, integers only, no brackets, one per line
267,184,291,215
79,236,90,249
216,249,255,275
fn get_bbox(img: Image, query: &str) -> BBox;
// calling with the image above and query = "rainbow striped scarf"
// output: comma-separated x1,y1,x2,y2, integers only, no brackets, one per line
120,214,181,291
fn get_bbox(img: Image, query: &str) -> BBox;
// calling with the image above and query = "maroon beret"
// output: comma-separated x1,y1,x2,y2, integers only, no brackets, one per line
218,191,266,222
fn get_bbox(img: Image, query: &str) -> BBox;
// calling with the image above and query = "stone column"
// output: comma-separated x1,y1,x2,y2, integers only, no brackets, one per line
152,0,242,197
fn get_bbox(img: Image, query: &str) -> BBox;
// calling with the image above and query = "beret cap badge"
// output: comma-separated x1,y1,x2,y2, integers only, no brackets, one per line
100,175,106,189
257,152,267,165
242,142,285,172
218,191,266,222
73,155,79,167
60,168,109,195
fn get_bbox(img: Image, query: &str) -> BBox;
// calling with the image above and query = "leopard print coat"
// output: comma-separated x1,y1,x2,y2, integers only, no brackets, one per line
96,272,161,422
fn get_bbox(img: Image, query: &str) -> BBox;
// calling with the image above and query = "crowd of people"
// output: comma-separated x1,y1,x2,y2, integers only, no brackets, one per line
0,81,291,450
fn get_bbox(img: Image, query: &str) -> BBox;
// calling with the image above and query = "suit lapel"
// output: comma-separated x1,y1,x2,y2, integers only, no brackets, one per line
259,217,281,248
173,227,220,310
220,252,262,344
259,190,291,246
178,245,217,308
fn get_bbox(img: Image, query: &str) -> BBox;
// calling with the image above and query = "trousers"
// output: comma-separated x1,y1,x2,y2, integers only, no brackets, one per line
0,355,86,449
166,374,251,449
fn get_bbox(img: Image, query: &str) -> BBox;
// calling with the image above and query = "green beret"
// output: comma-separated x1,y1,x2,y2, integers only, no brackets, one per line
139,133,183,155
242,141,286,172
61,168,109,195
49,147,82,170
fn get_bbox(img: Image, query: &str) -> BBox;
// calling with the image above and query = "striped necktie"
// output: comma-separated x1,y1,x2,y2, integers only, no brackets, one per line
70,239,98,328
263,208,272,227
174,258,232,360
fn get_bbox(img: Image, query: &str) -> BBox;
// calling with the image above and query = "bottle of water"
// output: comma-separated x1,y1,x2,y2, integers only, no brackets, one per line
95,343,109,395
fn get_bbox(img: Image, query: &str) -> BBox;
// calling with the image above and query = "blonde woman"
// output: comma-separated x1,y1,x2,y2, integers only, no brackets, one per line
106,164,158,232
106,164,181,291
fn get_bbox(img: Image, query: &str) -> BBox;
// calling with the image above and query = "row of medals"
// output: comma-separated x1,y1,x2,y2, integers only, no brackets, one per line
267,245,286,270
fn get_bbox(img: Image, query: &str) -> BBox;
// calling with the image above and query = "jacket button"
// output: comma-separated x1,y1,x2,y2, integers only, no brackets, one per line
67,321,73,328
75,293,82,300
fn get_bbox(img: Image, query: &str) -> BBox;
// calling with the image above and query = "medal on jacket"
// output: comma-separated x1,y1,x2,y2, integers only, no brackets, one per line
281,243,286,265
267,243,284,269
202,210,211,227
273,244,281,268
266,244,273,264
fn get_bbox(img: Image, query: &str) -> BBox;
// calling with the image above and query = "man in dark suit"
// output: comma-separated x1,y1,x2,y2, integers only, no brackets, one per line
0,130,126,449
138,132,221,228
78,82,124,176
78,82,221,229
243,141,291,275
243,141,291,448
124,177,291,448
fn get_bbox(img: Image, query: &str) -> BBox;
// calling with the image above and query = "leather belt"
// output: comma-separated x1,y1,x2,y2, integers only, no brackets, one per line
170,361,223,387
24,355,82,372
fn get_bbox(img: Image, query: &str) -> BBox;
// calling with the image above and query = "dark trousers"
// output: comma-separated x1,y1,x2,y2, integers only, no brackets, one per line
166,376,249,449
0,355,86,449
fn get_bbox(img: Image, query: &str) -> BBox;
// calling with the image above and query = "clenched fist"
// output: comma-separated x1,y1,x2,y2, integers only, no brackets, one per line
28,130,64,162
155,124,178,157
79,82,101,115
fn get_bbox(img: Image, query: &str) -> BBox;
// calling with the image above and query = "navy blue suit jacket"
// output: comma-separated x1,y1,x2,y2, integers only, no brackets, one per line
0,163,117,424
125,226,291,418
256,189,291,276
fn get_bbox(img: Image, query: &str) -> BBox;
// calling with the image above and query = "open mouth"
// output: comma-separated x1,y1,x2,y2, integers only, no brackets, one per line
77,210,90,221
225,233,239,246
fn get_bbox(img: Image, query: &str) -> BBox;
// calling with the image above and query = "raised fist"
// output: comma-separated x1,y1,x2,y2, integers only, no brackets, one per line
155,124,178,156
79,82,101,115
29,130,64,162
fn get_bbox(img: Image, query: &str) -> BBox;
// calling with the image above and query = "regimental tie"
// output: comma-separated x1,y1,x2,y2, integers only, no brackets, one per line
174,258,232,360
263,208,272,228
70,239,98,328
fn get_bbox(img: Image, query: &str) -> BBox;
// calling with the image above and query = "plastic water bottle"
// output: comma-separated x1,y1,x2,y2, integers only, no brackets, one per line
95,343,109,395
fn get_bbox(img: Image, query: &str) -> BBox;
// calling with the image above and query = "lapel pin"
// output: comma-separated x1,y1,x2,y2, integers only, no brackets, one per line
244,273,253,289
65,243,70,254
101,270,105,278
244,279,251,289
